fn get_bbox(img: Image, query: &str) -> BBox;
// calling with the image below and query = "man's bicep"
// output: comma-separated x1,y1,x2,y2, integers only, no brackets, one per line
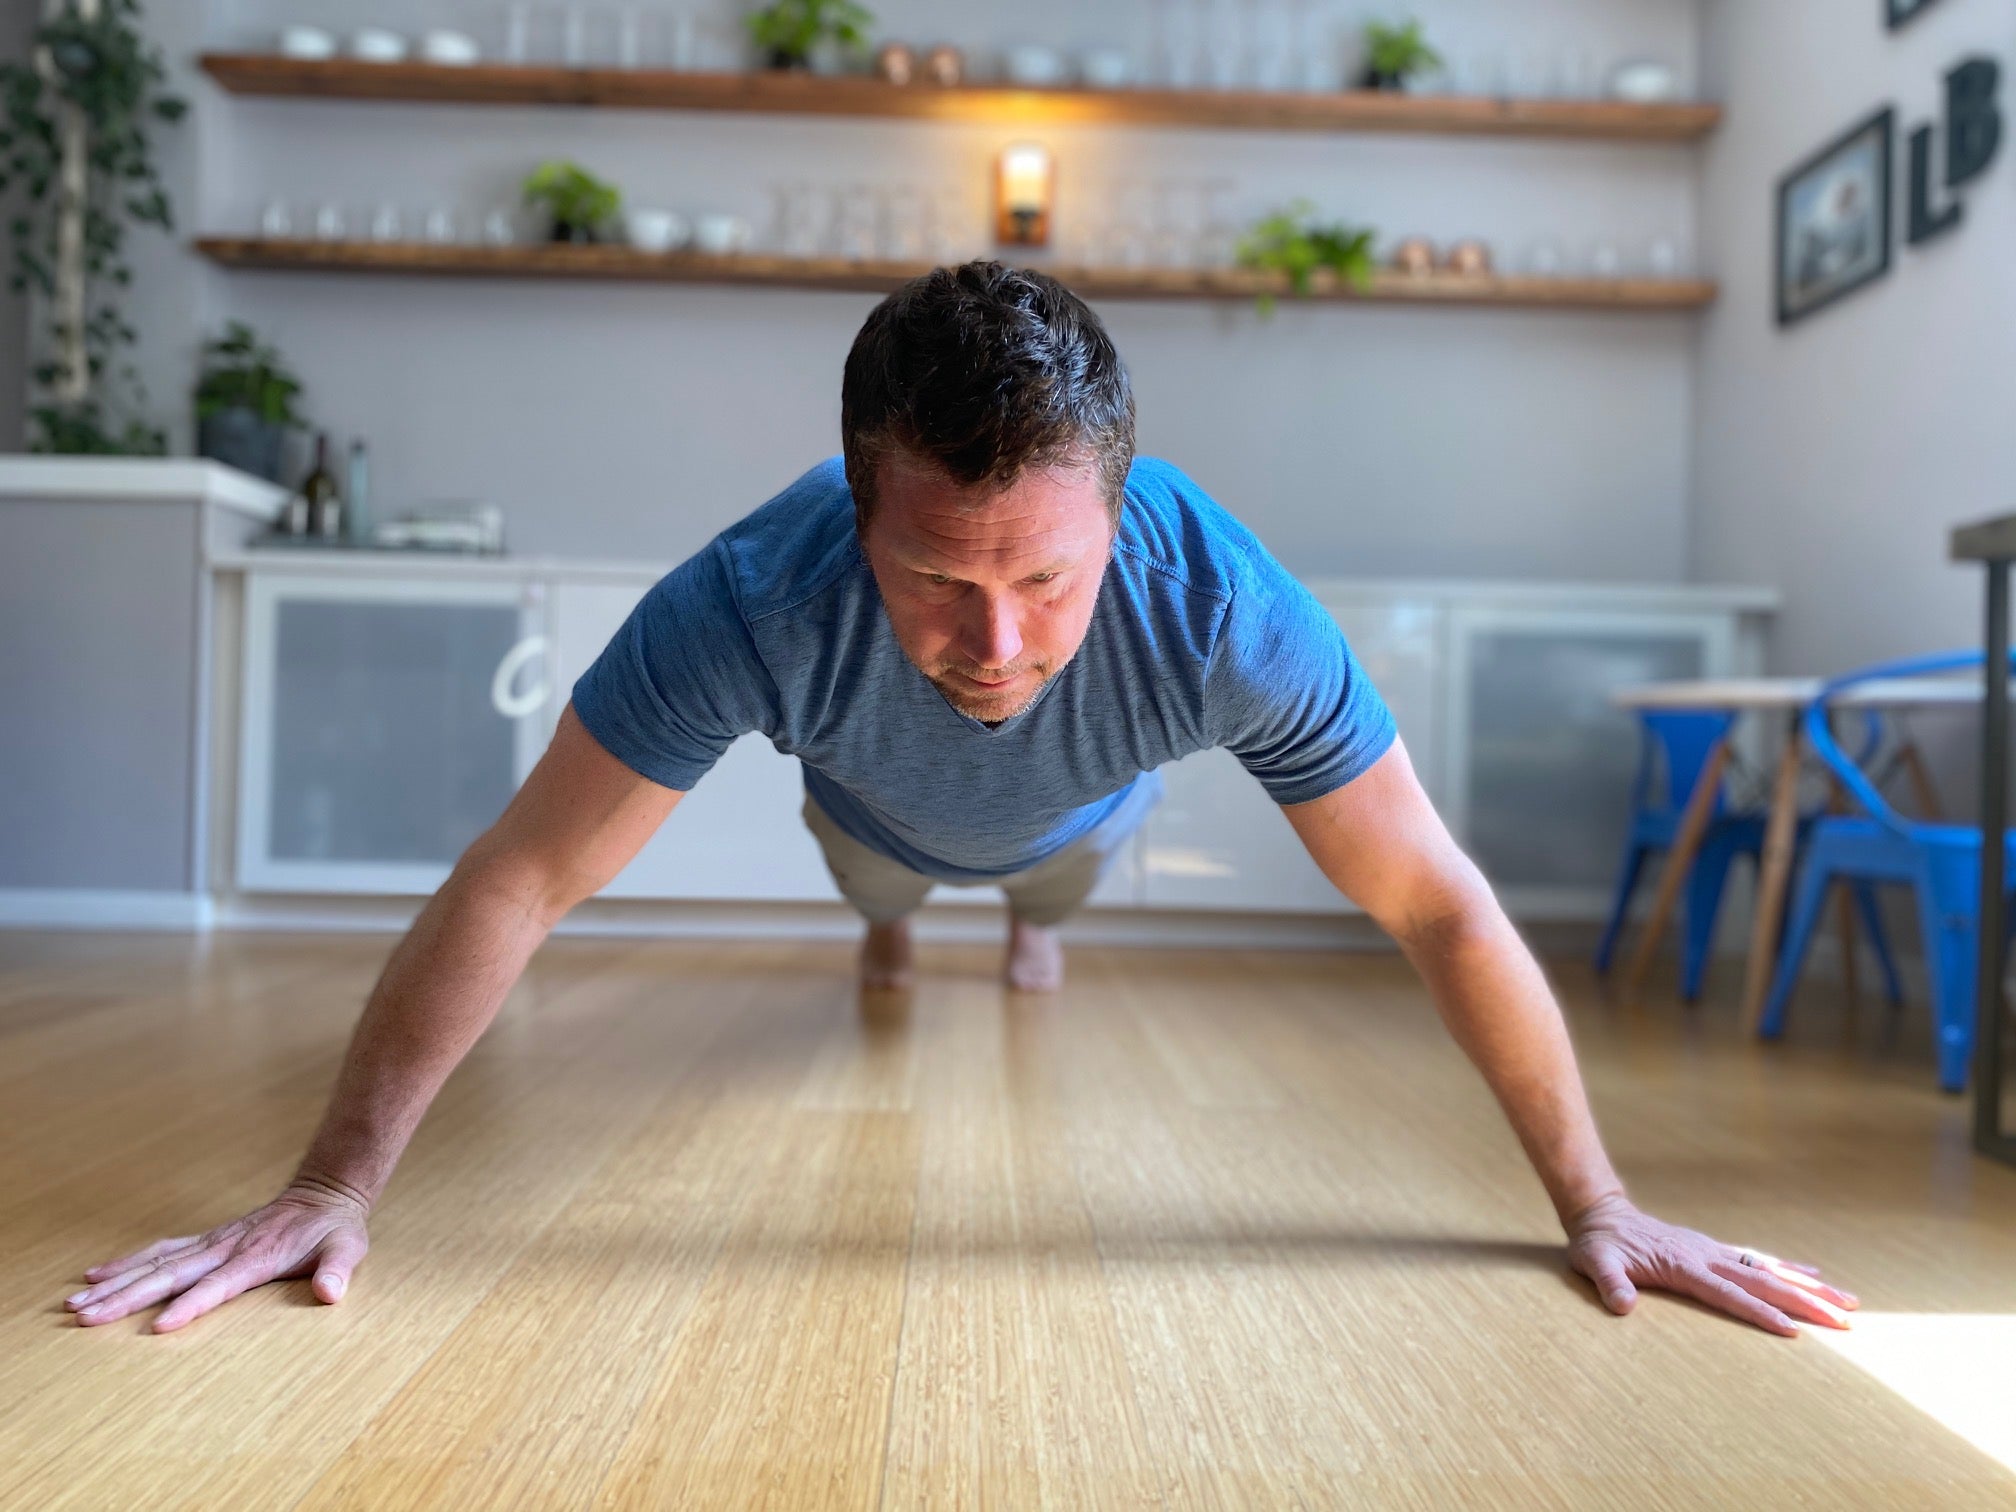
1280,737,1490,942
465,702,684,916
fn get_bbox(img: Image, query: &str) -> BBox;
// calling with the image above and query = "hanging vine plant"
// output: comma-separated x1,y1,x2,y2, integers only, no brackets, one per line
0,0,186,454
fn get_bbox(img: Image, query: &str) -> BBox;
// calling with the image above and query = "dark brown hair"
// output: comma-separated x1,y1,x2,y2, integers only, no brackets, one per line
841,261,1137,530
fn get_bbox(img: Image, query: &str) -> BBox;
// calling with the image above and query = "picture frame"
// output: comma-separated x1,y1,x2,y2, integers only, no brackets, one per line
1776,107,1895,328
1887,0,1945,29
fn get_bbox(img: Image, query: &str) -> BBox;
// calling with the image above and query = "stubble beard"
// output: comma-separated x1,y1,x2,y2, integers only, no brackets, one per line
928,656,1060,724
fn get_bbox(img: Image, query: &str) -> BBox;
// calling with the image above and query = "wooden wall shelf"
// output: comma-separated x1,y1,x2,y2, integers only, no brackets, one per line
192,238,1718,311
198,55,1721,143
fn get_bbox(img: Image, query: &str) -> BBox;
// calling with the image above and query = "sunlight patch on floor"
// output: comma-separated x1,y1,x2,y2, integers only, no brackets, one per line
1811,1314,2016,1475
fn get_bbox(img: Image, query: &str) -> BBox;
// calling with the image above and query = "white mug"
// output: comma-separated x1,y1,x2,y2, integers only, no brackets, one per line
350,28,409,63
279,25,337,60
626,208,691,254
693,213,751,255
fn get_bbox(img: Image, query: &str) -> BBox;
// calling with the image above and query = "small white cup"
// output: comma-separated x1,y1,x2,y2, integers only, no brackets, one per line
693,213,751,255
279,25,337,60
350,27,408,63
626,207,691,254
420,29,481,66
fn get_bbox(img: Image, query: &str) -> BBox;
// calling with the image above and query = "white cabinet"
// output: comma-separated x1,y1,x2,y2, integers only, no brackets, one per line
236,574,549,894
229,565,1771,922
1141,588,1757,919
546,581,836,903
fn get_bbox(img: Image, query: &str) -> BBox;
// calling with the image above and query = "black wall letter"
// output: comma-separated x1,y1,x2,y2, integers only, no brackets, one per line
1908,124,1963,244
1945,56,2003,187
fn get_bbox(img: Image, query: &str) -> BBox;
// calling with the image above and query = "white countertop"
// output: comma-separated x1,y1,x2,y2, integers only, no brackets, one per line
209,547,1782,612
0,457,287,519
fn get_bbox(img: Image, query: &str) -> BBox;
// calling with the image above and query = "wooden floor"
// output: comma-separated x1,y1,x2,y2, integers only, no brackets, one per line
3,929,2016,1510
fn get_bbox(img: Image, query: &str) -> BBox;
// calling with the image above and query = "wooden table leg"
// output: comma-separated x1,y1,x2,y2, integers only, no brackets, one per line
1898,740,1946,820
1622,735,1732,1003
1742,719,1807,1034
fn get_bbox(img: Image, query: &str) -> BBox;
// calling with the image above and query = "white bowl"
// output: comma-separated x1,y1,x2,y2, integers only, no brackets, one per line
1080,48,1131,89
350,27,408,63
419,29,481,66
1004,45,1069,88
1609,60,1679,104
626,208,691,254
693,213,751,255
279,25,337,60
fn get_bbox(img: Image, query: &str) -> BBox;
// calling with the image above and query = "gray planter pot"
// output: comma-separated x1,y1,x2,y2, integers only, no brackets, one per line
197,406,287,483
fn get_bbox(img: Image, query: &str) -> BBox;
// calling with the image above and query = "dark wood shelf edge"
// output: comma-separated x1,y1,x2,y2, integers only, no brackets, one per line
197,55,1722,142
192,239,1719,311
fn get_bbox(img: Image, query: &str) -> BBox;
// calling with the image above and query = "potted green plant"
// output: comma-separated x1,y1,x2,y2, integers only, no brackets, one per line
193,323,306,483
1360,20,1441,92
746,0,874,72
1236,203,1378,314
522,161,623,244
0,0,187,454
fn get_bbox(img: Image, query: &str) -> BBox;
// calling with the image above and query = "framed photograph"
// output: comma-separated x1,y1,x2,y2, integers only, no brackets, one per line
1776,108,1895,327
1887,0,1944,29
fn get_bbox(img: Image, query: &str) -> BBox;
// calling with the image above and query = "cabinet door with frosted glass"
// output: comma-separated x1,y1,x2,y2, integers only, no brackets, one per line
237,574,550,894
1139,594,1441,913
1443,606,1734,920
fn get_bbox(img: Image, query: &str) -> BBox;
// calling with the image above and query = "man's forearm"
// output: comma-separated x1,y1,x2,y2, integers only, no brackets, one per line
1395,899,1625,1228
290,858,559,1211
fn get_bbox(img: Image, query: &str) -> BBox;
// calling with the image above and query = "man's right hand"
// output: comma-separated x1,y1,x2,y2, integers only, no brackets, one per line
63,1179,371,1333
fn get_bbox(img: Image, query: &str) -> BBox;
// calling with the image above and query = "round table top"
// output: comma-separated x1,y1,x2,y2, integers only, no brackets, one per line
1610,676,1988,711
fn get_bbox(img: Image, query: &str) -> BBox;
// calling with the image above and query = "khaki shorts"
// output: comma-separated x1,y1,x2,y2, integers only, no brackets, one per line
802,793,1145,927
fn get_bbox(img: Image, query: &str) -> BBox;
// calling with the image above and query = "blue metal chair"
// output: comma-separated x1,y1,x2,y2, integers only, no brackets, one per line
1759,650,2013,1092
1596,708,1901,1003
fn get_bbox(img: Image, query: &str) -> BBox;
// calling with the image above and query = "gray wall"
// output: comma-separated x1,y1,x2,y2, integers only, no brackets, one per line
1694,0,2016,675
190,0,1701,580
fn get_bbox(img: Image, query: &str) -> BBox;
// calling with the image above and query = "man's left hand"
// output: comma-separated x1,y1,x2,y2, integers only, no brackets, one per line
1566,1193,1858,1336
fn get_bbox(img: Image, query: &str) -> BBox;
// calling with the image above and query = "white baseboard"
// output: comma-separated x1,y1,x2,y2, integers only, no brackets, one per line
0,889,216,931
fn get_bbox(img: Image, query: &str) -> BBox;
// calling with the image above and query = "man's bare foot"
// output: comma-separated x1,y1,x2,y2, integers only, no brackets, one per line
861,918,915,991
1004,917,1065,992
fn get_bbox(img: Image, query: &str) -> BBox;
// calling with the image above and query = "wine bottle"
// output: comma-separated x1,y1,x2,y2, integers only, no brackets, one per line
302,432,343,541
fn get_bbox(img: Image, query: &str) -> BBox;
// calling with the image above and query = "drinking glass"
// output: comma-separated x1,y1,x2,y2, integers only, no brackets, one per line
1587,239,1623,278
926,189,971,264
1151,180,1206,268
1198,179,1240,267
1523,238,1567,277
369,202,404,242
1105,183,1154,266
1245,0,1292,90
881,186,927,262
312,202,347,241
259,199,295,239
503,2,532,62
483,206,520,246
424,206,460,244
1203,0,1242,89
835,185,878,262
1151,0,1201,88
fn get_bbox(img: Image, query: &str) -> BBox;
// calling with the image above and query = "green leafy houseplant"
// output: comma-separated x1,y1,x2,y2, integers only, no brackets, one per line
745,0,874,70
1361,20,1442,91
1236,203,1378,314
0,0,187,454
193,322,305,482
522,161,622,243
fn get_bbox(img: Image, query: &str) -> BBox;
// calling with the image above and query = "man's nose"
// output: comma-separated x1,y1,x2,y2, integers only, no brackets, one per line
964,591,1024,671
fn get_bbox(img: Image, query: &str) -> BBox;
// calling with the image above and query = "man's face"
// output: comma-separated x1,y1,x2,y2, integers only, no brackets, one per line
860,452,1116,724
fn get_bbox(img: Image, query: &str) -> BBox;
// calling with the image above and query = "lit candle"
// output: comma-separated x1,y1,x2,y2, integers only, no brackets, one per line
995,143,1054,247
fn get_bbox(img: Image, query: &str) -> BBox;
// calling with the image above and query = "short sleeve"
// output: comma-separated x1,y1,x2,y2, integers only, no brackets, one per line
569,541,779,792
1205,563,1398,805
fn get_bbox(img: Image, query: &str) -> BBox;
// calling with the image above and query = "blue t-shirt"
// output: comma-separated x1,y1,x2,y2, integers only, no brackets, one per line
571,456,1397,882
